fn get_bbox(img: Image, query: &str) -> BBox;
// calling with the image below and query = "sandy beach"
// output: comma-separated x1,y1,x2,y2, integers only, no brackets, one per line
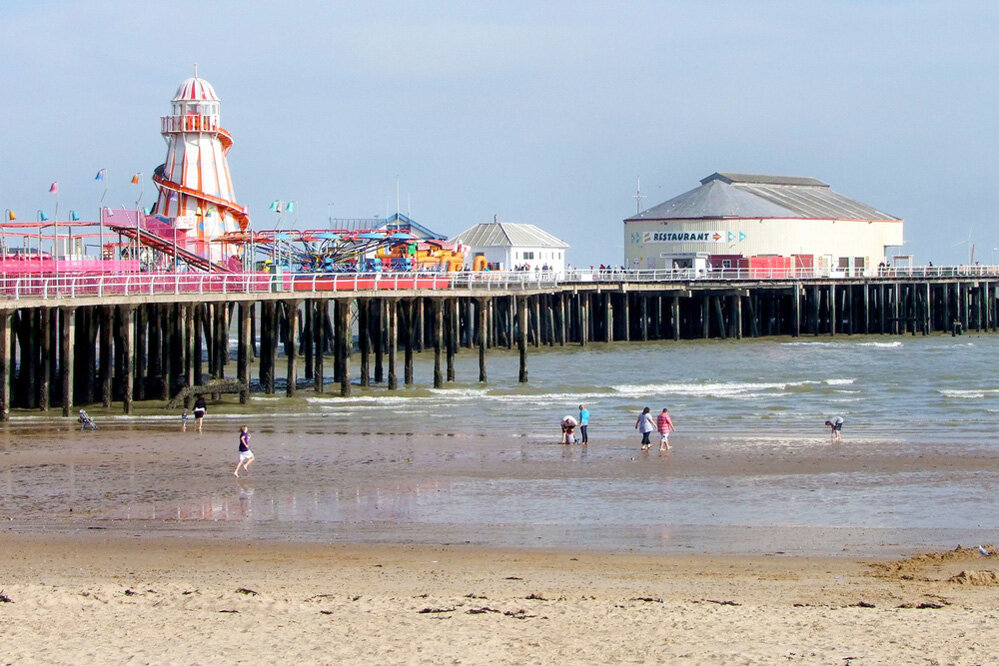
1,533,997,664
4,337,999,663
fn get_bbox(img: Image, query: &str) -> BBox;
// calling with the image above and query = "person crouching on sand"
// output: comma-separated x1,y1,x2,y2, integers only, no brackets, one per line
234,425,254,477
561,415,578,445
825,416,844,443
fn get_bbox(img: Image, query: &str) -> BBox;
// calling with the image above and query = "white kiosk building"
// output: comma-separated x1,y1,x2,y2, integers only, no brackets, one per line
452,220,569,272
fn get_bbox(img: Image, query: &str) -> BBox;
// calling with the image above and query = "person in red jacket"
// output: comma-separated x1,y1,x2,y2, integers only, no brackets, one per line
657,408,675,452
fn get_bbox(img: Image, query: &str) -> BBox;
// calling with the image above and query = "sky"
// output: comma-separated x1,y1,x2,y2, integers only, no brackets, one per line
2,0,998,266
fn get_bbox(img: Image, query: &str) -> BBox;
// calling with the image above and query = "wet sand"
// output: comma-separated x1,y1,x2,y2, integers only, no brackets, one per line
2,414,998,555
3,401,999,662
2,533,998,664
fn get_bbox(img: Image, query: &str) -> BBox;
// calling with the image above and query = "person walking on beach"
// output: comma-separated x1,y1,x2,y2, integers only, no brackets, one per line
234,425,254,477
825,416,844,443
578,404,590,445
181,410,189,432
657,408,675,452
635,407,655,450
193,395,207,433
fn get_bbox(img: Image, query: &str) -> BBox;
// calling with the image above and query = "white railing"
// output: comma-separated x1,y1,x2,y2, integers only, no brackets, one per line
0,265,997,302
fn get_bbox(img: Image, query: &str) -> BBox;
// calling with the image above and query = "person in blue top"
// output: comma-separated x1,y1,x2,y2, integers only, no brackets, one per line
234,425,255,477
578,404,590,445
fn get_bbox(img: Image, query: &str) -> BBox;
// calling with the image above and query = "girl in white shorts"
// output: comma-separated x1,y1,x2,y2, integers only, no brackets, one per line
234,425,254,477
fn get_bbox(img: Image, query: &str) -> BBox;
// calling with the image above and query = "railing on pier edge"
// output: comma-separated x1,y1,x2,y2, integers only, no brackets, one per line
1,265,998,301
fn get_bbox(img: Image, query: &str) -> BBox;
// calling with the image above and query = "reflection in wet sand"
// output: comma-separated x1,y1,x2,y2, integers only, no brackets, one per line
3,335,999,555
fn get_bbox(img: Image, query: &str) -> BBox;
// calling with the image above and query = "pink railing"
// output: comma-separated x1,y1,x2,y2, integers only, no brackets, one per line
0,266,996,302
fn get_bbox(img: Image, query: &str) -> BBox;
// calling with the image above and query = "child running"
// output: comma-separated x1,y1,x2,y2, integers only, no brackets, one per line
234,425,254,477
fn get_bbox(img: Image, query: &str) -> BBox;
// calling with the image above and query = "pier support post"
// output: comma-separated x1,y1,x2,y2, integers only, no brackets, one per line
38,308,50,411
518,295,528,383
303,300,314,381
791,285,801,337
605,293,614,342
285,300,300,397
100,306,113,407
358,298,370,387
121,306,135,414
478,298,487,382
714,297,727,339
557,294,566,346
404,300,415,386
828,284,836,336
640,295,648,341
446,298,457,382
387,299,398,390
433,299,444,388
672,296,681,341
0,310,9,421
315,299,327,392
238,302,251,403
337,298,350,397
374,299,385,384
701,297,710,338
622,293,631,341
60,307,75,417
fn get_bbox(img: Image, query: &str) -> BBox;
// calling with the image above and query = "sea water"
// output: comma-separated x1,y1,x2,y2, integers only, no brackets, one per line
2,333,998,556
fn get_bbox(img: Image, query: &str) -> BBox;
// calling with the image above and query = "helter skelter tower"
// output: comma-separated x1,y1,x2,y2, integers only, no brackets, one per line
151,67,249,265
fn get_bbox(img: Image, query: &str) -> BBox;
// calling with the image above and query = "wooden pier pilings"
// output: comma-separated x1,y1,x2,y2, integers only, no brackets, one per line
0,276,996,419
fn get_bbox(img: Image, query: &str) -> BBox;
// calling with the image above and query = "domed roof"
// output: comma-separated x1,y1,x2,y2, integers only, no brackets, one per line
173,76,220,102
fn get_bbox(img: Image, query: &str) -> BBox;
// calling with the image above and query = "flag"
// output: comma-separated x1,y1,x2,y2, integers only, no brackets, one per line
6,210,14,221
269,200,280,212
39,211,49,221
95,169,106,181
286,201,295,213
70,210,80,221
49,182,58,194
131,173,140,184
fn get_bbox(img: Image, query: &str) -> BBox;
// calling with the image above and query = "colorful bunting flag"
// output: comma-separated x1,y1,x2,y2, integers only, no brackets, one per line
95,169,106,181
131,173,140,184
6,210,15,221
70,210,80,221
49,182,58,194
39,211,49,221
269,200,280,212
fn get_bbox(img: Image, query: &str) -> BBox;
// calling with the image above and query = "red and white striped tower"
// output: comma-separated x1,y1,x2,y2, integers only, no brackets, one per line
152,67,249,263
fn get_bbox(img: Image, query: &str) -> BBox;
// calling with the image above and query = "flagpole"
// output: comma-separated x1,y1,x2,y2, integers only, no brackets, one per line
134,173,143,271
98,168,108,274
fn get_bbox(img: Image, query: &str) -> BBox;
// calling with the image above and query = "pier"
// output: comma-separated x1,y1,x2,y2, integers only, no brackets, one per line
0,266,995,419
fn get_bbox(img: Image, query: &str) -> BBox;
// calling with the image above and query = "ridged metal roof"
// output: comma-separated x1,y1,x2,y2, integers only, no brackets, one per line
452,222,569,249
628,172,900,222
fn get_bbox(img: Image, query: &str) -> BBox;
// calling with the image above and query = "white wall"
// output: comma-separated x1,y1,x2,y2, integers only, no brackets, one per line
465,245,566,272
623,218,904,272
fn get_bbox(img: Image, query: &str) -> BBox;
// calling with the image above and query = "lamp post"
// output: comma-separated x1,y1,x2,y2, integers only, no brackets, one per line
97,168,108,273
36,210,47,272
1,209,13,262
133,173,143,270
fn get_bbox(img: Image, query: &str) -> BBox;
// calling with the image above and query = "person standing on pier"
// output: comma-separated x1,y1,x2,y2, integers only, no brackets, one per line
635,407,655,450
657,408,675,452
578,404,590,445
